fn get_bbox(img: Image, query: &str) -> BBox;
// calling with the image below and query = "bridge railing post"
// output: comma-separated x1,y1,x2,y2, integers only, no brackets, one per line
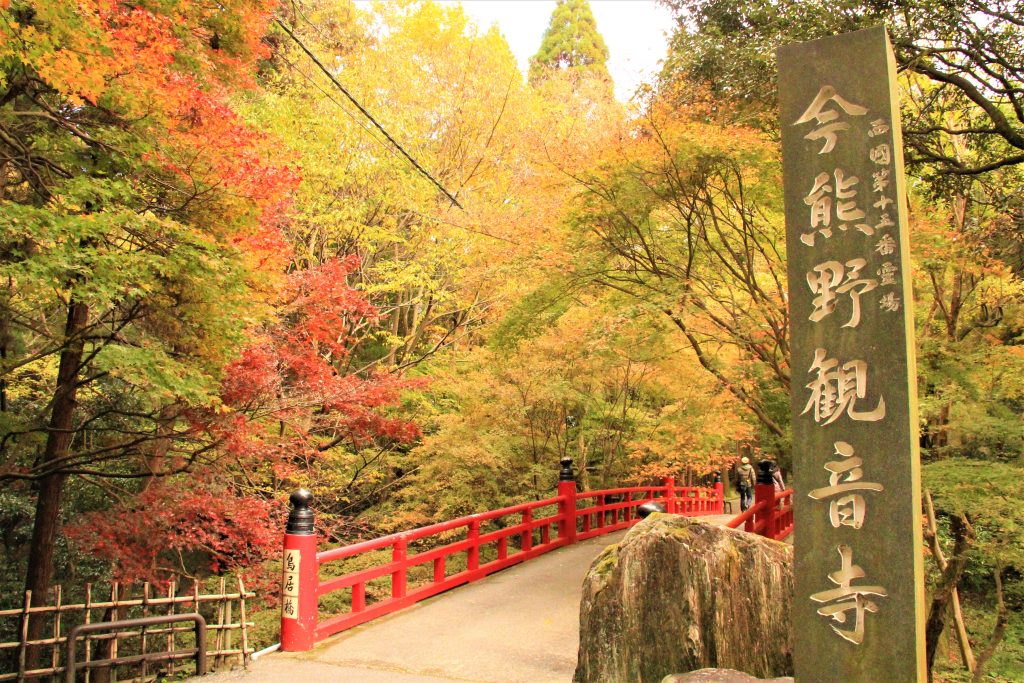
521,508,533,552
392,534,408,599
714,471,724,514
467,518,481,571
557,456,577,545
281,489,318,652
754,461,777,539
662,476,676,514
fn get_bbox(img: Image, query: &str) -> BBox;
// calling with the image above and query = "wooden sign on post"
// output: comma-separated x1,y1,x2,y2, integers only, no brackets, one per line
778,26,926,682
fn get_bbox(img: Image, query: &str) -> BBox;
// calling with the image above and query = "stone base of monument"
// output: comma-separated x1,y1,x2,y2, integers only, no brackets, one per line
661,669,794,683
573,515,793,683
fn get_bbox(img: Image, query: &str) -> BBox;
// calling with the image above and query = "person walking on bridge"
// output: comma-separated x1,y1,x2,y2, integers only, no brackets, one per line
766,454,786,492
736,457,756,511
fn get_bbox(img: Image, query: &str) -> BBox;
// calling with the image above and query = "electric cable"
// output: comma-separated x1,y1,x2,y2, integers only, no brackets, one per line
275,18,464,210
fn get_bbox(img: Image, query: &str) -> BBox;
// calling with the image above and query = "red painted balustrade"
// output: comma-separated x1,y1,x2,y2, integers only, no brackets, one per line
574,482,722,541
279,462,724,651
313,494,568,640
725,480,794,542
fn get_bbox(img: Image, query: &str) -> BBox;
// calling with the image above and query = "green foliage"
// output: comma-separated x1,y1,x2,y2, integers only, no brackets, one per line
488,274,577,350
924,459,1024,570
0,183,253,468
931,605,1024,682
381,291,747,527
917,336,1024,461
923,460,1024,679
659,0,864,127
659,0,1024,179
250,0,534,372
529,0,611,86
564,102,790,439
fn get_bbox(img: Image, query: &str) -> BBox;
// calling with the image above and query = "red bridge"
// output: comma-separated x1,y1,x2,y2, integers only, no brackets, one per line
278,457,793,653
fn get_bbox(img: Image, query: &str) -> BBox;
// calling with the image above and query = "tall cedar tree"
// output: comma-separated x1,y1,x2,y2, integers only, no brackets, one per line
529,0,612,86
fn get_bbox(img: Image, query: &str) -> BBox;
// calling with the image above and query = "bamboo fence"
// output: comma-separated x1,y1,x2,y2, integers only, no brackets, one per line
0,578,254,682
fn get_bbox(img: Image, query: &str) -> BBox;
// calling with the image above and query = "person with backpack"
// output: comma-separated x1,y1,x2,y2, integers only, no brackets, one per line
772,461,786,493
736,456,756,511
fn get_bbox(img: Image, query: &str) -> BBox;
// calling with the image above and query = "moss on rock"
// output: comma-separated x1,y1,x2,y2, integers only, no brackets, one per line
574,515,793,683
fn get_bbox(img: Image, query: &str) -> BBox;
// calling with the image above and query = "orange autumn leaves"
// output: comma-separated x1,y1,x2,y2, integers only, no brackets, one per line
4,0,298,232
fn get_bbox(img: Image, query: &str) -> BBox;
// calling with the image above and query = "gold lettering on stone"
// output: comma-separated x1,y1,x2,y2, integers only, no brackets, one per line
879,292,901,311
802,348,886,425
878,262,898,285
868,118,890,137
871,168,890,193
869,143,891,165
794,85,869,154
801,169,874,245
807,259,878,327
874,235,896,256
810,544,888,645
807,441,883,528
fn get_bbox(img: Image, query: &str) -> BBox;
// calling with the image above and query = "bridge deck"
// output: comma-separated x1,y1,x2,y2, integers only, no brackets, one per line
200,514,735,682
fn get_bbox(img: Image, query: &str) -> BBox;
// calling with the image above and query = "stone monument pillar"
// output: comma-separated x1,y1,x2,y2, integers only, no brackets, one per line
778,26,926,682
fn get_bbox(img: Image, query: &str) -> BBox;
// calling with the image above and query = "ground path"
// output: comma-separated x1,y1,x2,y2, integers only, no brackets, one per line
198,513,736,683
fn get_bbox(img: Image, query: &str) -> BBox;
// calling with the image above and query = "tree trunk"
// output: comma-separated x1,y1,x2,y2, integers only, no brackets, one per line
24,298,88,661
972,566,1008,683
385,288,403,366
141,404,179,490
664,309,784,437
925,513,974,680
575,431,587,489
924,491,975,673
0,279,9,413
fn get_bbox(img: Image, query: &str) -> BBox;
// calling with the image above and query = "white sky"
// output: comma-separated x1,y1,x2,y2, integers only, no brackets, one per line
366,1,676,102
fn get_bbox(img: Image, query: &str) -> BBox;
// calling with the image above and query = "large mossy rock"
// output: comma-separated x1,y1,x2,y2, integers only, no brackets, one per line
574,515,794,683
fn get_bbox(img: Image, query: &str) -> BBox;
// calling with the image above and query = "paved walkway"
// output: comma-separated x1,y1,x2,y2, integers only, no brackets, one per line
199,514,736,683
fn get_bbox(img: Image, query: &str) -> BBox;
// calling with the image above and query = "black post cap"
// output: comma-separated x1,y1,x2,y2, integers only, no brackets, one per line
637,502,666,519
286,489,315,535
559,456,575,482
756,460,775,485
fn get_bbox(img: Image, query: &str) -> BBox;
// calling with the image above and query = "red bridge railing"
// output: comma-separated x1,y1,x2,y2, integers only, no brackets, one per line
278,458,723,651
725,461,794,542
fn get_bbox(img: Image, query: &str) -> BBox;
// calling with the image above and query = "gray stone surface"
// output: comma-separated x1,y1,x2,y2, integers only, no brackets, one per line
574,514,793,683
662,669,793,683
778,25,927,681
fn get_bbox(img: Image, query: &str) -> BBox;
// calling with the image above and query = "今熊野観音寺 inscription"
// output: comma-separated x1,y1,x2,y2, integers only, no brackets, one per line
778,26,926,682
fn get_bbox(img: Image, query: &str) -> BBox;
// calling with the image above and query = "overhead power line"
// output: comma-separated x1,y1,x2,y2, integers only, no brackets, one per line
278,52,397,160
274,17,464,210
